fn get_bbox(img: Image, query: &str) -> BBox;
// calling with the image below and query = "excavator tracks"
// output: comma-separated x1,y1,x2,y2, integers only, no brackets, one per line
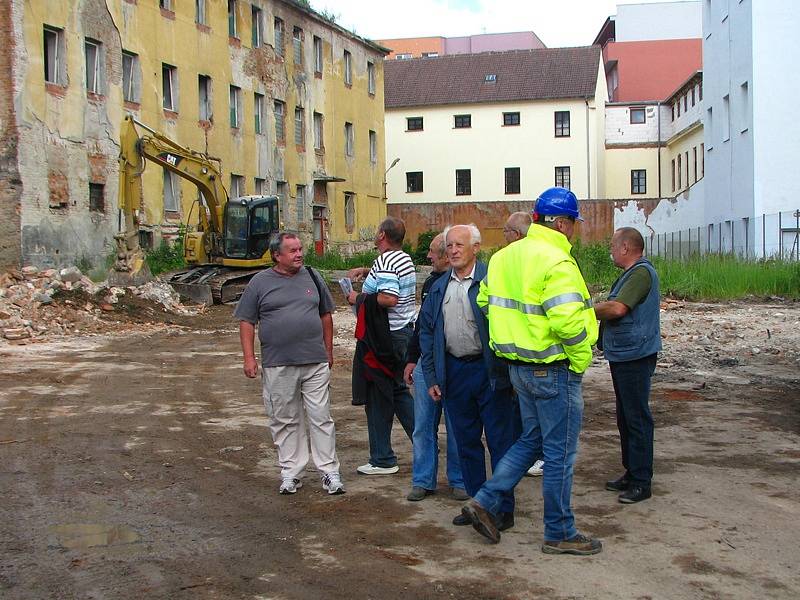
167,267,265,305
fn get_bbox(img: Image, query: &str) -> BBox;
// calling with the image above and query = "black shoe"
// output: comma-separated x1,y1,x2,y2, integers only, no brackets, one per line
605,475,630,492
619,485,651,504
494,512,514,532
452,513,471,526
461,502,500,544
406,486,434,501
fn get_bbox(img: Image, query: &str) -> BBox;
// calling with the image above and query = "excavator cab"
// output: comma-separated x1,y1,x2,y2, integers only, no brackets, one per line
223,195,280,260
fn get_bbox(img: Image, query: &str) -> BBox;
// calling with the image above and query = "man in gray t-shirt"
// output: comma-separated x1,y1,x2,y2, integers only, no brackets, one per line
235,232,344,496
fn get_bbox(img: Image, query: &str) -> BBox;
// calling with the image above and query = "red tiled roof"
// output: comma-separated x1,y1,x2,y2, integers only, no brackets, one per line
384,46,601,108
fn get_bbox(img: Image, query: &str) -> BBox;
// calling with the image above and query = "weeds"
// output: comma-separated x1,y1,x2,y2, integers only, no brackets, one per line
146,238,187,275
303,248,379,270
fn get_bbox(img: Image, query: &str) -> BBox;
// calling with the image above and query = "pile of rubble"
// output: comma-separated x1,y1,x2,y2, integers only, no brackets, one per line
0,266,199,344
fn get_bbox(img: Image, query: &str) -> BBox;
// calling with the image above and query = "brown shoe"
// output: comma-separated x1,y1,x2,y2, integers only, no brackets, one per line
451,487,469,501
461,501,500,544
542,533,602,556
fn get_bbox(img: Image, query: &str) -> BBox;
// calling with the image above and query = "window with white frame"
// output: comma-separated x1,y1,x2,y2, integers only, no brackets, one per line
344,50,352,85
313,112,323,150
122,51,141,103
85,39,103,94
554,166,570,190
254,92,265,134
294,107,304,146
227,0,238,37
251,5,263,47
274,100,285,142
313,36,323,74
344,122,354,156
367,61,375,95
162,63,178,111
254,177,266,195
293,27,303,65
230,174,245,198
369,130,377,164
274,17,284,57
44,26,66,85
198,75,212,121
196,0,207,25
163,169,179,212
229,85,241,128
296,184,306,222
276,181,288,218
344,192,355,232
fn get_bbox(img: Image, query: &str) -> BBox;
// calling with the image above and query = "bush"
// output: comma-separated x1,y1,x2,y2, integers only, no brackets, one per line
412,230,439,264
303,248,378,270
146,238,187,275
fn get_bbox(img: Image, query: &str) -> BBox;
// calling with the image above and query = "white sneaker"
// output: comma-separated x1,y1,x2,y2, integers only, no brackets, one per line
279,478,302,494
356,463,399,475
526,460,544,477
321,472,346,495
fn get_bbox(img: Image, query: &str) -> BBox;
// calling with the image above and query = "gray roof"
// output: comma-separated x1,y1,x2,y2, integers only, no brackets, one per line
384,46,601,109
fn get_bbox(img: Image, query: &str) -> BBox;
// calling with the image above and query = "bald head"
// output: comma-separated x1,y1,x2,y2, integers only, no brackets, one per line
426,233,449,272
503,212,532,244
610,227,645,270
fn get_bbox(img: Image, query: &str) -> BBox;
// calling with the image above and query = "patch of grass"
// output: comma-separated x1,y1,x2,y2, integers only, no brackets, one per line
146,239,187,275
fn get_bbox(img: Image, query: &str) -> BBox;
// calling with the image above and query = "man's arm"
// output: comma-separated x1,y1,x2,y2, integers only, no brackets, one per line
347,290,397,307
239,321,259,378
347,267,370,282
596,267,651,321
543,261,595,373
320,312,333,367
594,300,629,320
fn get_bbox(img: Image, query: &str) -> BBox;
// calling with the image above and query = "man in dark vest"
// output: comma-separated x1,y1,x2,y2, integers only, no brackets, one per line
595,227,662,504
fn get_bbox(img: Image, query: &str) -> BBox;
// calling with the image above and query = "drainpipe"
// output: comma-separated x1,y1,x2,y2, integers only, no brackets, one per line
585,98,591,198
657,101,662,198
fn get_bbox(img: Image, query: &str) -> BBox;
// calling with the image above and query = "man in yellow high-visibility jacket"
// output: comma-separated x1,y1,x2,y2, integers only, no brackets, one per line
461,187,602,556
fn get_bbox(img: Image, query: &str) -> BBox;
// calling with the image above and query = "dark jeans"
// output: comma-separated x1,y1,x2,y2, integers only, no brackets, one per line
610,354,657,488
443,353,516,514
364,325,415,468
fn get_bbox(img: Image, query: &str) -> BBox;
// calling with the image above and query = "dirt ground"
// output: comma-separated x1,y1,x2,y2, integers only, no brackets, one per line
1,296,799,600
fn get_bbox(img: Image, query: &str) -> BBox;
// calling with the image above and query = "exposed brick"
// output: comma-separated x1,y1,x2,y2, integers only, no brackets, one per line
48,171,70,208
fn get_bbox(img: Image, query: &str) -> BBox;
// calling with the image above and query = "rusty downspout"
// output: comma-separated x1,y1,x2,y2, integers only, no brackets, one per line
657,100,662,199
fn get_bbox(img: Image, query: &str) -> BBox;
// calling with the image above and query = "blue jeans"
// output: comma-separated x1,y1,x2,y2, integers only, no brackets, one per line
364,326,415,468
610,354,656,488
444,354,516,514
474,363,584,542
411,362,463,490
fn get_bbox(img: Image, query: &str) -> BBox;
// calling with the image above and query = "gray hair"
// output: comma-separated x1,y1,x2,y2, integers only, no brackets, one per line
269,232,300,260
443,223,481,245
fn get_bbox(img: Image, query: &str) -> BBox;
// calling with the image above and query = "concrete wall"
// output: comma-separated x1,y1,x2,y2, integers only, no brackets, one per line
0,1,22,269
7,0,387,269
615,1,702,42
445,32,545,54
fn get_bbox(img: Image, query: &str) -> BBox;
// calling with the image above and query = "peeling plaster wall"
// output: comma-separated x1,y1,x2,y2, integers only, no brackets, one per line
614,178,705,240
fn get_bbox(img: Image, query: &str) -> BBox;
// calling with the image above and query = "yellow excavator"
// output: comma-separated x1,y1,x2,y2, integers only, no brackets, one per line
111,115,280,304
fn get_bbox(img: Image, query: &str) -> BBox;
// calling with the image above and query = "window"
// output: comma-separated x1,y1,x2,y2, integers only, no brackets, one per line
369,130,377,163
230,174,245,198
163,169,179,212
554,111,570,136
455,169,471,196
671,104,675,122
691,86,696,106
693,147,698,183
254,92,265,133
89,183,105,212
677,99,681,117
227,0,237,37
274,17,284,57
139,230,154,250
159,0,172,9
739,82,749,133
276,181,288,217
254,177,266,195
422,52,438,58
406,172,423,193
454,114,471,128
677,154,682,189
722,94,730,141
503,112,520,126
162,64,178,111
344,192,355,232
251,6,263,47
631,170,646,195
706,107,713,148
44,26,65,85
229,85,241,128
671,159,675,191
683,94,688,112
344,122,354,156
313,36,323,74
198,75,212,121
196,0,207,25
367,61,375,94
406,117,423,131
505,167,520,194
296,185,306,222
700,143,705,177
485,74,496,82
293,27,303,65
554,166,570,190
294,107,304,146
122,51,140,103
344,50,352,85
699,81,703,101
85,39,102,94
313,112,324,150
685,151,689,185
274,100,285,142
630,107,646,124
395,53,412,60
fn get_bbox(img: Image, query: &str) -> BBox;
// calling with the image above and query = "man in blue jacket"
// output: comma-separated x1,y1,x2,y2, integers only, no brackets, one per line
419,224,517,529
595,227,662,504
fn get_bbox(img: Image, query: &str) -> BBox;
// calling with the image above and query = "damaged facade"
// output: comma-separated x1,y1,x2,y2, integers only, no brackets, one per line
0,0,388,271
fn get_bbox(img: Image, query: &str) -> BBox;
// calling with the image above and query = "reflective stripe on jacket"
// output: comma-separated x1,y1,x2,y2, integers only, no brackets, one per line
477,224,598,373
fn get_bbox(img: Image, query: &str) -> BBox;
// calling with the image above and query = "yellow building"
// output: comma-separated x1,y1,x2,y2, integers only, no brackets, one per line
2,0,387,270
663,72,704,196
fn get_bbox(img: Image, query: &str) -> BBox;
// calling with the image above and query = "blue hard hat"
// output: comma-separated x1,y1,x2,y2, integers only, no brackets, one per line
534,187,583,221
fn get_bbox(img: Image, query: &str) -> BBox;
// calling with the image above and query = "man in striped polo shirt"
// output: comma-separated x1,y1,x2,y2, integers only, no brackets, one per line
348,217,417,475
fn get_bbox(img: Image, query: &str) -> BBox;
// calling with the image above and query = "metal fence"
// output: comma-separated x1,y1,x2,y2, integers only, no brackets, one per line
645,210,800,261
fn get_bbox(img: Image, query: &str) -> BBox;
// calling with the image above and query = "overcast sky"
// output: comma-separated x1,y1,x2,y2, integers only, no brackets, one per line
312,0,675,48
